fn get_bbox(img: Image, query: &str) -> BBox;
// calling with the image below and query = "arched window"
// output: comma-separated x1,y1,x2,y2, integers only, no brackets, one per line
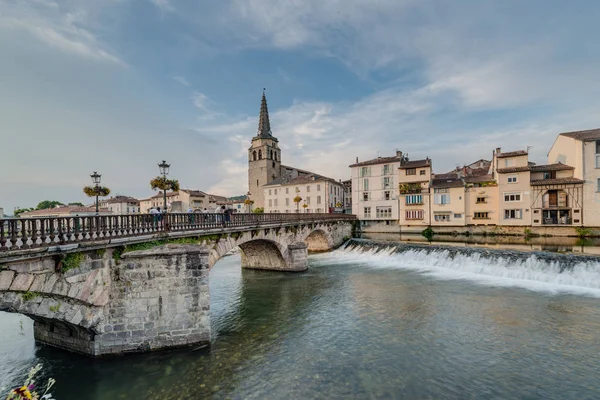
270,150,274,159
259,150,262,160
274,152,277,161
252,151,257,161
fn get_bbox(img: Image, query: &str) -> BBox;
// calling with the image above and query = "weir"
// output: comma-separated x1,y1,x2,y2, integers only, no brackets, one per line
339,239,600,293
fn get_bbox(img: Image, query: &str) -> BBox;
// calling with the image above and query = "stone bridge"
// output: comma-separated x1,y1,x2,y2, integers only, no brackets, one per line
0,213,355,356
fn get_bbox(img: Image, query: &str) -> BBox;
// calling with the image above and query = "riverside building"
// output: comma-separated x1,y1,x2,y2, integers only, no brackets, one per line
350,128,599,235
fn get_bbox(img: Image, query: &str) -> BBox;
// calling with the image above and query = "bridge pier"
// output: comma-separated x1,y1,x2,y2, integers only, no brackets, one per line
99,244,211,355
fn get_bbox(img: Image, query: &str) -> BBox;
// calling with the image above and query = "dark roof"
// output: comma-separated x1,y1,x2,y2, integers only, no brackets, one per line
496,150,528,158
102,196,139,204
530,178,584,186
349,155,402,168
464,174,495,183
431,178,464,189
264,173,333,187
497,166,531,173
497,162,574,174
399,158,431,169
530,163,574,172
559,128,600,141
180,189,208,197
434,172,459,180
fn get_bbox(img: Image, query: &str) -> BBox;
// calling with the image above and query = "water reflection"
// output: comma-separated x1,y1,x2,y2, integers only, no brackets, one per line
363,232,600,254
2,252,600,398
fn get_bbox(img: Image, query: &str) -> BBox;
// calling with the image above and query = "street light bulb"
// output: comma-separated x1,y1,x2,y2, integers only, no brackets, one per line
158,160,170,175
90,171,101,185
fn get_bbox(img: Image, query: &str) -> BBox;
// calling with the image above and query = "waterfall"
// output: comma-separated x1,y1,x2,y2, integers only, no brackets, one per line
314,239,600,297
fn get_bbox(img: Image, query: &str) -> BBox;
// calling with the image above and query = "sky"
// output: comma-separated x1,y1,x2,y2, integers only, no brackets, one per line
2,0,600,213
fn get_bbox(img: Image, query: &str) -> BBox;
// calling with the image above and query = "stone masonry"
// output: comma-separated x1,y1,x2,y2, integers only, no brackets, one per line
0,220,353,356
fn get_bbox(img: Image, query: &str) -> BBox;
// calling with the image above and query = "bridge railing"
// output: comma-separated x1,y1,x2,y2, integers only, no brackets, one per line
0,213,356,252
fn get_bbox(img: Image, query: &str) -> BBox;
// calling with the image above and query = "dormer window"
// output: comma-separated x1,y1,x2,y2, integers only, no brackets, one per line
504,159,515,167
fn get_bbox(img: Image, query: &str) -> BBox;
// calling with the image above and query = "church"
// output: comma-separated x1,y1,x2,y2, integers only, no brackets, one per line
247,91,345,212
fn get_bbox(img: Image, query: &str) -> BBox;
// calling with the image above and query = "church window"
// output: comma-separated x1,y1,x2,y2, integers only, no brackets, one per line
253,151,257,161
274,153,278,161
258,150,262,159
270,150,274,159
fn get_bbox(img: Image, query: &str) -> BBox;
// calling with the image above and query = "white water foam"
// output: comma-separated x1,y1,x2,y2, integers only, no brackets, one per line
313,244,600,297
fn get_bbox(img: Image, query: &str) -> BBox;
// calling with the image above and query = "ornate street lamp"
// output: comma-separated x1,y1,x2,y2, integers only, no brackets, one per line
90,171,101,215
158,160,170,213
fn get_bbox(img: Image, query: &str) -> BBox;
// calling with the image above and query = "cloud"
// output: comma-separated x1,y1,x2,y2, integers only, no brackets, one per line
0,3,125,66
191,91,210,111
171,75,190,86
149,0,175,12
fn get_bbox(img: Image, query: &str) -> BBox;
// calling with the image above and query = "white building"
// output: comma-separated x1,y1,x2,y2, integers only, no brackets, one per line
99,196,140,214
263,173,345,213
349,152,404,227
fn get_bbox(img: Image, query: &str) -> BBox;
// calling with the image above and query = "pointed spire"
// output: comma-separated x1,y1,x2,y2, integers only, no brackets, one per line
257,88,272,138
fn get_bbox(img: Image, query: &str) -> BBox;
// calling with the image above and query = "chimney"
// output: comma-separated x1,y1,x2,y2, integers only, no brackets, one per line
495,147,501,155
396,150,403,159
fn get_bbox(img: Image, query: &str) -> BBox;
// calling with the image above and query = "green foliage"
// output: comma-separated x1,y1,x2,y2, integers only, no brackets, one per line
399,183,423,194
22,291,40,301
112,246,124,262
62,252,85,272
575,227,593,238
68,202,85,206
342,236,350,242
13,207,34,216
49,305,60,313
96,248,106,257
150,176,180,191
231,232,243,240
83,186,111,197
36,200,64,210
252,207,264,214
421,226,435,241
169,237,201,245
124,241,166,253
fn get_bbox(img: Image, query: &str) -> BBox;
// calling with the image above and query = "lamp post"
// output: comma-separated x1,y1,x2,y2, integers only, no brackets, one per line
90,171,101,215
158,160,170,213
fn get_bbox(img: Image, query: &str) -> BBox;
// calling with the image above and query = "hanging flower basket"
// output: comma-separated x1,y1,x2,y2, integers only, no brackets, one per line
83,186,111,197
150,176,180,191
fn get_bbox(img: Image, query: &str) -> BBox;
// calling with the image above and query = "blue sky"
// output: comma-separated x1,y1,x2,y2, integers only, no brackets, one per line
2,0,600,212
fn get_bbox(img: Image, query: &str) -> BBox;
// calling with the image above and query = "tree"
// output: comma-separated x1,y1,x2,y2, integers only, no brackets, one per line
252,207,264,214
302,203,308,213
244,198,254,213
35,200,64,210
293,195,302,213
14,208,33,217
68,202,85,206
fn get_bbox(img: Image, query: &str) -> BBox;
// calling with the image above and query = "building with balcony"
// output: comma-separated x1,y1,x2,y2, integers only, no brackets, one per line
547,128,600,226
429,177,466,227
398,156,432,229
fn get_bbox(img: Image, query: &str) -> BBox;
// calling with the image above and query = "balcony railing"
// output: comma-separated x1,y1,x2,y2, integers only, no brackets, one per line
542,217,572,225
0,213,356,252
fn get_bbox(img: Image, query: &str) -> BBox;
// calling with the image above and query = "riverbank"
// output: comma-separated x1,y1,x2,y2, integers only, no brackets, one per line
359,221,599,238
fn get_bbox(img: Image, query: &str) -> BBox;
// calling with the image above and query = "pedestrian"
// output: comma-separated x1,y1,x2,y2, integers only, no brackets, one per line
222,205,231,226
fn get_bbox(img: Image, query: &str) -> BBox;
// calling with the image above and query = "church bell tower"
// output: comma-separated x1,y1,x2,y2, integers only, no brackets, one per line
248,90,282,209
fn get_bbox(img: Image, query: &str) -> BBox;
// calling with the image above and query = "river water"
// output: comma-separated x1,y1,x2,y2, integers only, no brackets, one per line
3,243,600,399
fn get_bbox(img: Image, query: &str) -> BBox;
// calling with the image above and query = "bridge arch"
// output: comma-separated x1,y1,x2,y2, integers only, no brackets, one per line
0,292,104,354
207,233,291,271
303,228,334,252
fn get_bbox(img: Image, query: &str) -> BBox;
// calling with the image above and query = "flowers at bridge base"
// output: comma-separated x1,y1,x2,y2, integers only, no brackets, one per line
5,364,55,400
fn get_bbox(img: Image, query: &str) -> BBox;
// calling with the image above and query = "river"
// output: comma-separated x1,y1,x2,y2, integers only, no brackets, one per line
2,242,600,399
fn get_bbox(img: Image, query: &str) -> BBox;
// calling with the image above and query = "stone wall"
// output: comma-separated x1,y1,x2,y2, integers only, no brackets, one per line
96,244,210,355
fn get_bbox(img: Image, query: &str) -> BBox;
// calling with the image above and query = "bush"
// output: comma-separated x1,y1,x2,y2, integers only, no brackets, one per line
421,226,434,241
575,227,593,238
